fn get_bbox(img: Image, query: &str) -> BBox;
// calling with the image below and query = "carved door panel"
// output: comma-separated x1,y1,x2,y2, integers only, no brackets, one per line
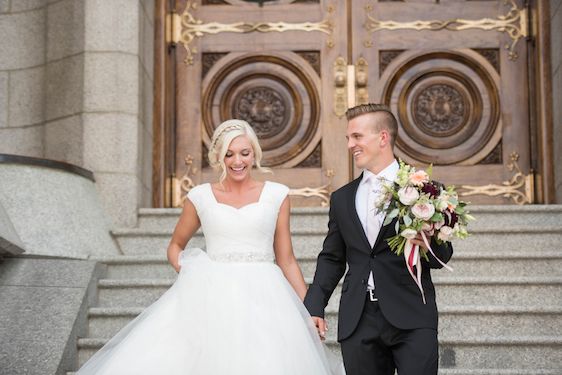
351,0,533,204
172,0,349,206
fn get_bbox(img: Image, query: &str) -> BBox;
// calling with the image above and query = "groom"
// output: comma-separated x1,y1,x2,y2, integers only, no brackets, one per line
304,103,453,375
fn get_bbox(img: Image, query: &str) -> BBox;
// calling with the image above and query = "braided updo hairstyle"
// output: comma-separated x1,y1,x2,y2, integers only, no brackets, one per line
208,119,270,183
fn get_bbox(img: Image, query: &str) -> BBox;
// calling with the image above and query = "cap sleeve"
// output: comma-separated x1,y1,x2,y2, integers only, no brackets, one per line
186,184,208,215
264,181,290,213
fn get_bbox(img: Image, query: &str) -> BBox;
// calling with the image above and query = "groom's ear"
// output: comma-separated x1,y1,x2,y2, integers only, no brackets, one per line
379,129,391,147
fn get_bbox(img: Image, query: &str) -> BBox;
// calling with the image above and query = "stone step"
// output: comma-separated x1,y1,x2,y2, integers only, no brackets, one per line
135,206,562,233
113,227,562,256
76,336,562,370
96,276,562,309
436,336,562,369
93,250,562,280
88,305,562,340
438,370,561,375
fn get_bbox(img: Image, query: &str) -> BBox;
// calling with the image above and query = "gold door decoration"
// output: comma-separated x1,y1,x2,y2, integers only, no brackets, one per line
167,155,197,207
365,0,528,60
168,0,333,65
333,57,368,117
459,152,534,205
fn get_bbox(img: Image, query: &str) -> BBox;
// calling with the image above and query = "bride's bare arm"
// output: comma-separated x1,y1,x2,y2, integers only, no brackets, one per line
274,197,307,301
167,198,201,272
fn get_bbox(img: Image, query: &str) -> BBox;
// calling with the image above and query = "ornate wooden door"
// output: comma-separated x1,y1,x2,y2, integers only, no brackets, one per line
351,0,534,205
168,0,349,207
159,0,535,206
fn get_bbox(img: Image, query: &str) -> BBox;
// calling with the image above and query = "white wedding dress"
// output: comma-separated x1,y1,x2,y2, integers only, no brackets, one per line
78,181,344,375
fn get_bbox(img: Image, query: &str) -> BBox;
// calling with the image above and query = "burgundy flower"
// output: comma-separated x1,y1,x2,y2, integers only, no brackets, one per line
421,181,440,198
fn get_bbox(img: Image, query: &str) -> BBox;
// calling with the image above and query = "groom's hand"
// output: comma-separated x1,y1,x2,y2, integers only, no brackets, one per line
311,316,327,340
411,233,428,254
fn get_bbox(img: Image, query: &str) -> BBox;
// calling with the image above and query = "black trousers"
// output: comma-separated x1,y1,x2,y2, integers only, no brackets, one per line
340,296,438,375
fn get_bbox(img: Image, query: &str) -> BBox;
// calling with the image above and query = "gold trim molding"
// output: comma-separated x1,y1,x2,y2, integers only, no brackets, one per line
459,152,534,205
365,0,528,60
289,169,335,207
169,1,333,65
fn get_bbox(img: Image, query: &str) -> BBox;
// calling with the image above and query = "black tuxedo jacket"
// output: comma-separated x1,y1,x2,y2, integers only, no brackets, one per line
304,176,453,342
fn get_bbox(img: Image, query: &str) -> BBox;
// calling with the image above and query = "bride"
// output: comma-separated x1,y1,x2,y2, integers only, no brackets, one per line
77,119,344,374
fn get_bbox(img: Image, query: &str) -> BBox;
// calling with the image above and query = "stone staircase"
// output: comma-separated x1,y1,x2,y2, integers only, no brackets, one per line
73,206,562,374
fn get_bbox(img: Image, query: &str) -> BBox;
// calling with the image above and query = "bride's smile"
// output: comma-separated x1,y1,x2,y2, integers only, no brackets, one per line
224,135,254,181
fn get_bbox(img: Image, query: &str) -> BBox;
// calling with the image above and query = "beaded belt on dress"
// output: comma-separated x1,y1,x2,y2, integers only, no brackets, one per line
209,251,274,263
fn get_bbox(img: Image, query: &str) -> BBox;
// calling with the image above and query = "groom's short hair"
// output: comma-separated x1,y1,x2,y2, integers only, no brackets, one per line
345,103,398,147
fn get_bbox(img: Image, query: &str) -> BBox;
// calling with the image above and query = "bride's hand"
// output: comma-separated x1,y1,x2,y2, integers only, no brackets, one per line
311,316,327,340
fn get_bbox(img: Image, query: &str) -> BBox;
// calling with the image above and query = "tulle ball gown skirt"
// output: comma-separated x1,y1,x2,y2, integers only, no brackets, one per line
77,248,343,375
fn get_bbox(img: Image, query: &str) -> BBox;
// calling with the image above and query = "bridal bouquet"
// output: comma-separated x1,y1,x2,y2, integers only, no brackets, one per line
375,160,474,303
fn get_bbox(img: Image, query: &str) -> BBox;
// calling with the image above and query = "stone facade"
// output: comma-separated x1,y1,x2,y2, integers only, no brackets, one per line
0,0,154,227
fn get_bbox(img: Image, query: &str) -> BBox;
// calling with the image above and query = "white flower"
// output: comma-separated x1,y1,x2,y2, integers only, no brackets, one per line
411,202,435,221
437,226,454,241
409,170,430,186
398,186,420,205
400,228,418,239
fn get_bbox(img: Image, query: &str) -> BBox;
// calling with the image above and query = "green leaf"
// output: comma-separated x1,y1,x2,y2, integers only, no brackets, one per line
403,215,412,226
387,208,399,219
431,212,443,222
383,215,393,226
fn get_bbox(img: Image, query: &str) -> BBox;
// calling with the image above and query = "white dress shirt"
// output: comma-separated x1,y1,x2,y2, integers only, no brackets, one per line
355,160,400,290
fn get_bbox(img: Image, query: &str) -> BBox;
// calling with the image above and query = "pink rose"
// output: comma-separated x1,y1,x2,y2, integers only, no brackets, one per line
437,225,454,241
398,186,420,205
412,202,435,221
409,170,430,187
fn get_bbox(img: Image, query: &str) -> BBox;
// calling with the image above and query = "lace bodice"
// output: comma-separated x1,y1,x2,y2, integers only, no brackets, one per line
187,181,289,262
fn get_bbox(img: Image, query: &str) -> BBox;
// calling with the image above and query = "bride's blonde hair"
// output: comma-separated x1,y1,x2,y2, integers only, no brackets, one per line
208,119,270,183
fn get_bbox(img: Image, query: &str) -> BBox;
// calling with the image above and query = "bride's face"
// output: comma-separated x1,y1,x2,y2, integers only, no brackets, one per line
223,135,255,182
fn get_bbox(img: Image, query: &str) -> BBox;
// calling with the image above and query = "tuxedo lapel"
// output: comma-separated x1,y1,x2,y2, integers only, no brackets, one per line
372,217,398,254
345,175,372,253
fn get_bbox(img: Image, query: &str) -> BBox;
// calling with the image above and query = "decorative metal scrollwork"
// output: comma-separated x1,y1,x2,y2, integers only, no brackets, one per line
289,169,335,207
365,0,528,60
459,152,534,205
170,155,197,207
169,0,333,65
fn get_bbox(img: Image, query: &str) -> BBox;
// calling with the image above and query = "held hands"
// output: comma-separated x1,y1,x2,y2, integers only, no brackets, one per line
410,233,429,255
311,316,327,341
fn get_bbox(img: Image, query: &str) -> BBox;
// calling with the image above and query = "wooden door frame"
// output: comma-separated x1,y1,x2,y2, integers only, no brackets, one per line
530,0,555,203
152,0,177,207
151,0,556,207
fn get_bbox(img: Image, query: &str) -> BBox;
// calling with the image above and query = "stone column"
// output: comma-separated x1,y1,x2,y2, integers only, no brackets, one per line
0,0,46,157
81,0,154,226
1,0,154,227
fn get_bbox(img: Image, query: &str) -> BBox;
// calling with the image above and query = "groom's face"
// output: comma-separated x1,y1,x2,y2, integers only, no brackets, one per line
346,113,381,171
